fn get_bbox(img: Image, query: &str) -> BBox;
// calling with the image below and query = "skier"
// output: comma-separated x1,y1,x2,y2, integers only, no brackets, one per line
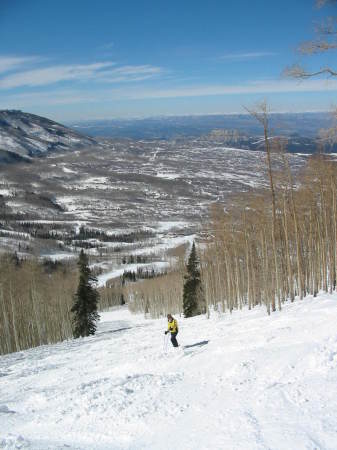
164,314,179,347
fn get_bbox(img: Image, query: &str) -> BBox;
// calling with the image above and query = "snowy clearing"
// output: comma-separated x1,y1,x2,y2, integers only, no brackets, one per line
1,293,337,449
96,261,170,287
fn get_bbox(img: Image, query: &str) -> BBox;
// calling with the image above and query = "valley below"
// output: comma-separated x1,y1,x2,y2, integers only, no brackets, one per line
0,135,307,285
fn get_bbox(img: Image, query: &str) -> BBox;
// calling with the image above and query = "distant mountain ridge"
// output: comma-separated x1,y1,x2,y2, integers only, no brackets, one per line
0,110,334,162
70,112,334,140
0,110,98,161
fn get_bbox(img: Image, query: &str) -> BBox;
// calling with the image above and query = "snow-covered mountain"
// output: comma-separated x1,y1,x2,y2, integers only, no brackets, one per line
0,110,98,160
1,293,336,449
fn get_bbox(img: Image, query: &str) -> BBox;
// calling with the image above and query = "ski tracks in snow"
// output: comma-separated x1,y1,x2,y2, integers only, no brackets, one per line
1,297,337,449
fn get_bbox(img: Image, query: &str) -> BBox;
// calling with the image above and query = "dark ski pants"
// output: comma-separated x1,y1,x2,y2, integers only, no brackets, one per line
170,332,179,347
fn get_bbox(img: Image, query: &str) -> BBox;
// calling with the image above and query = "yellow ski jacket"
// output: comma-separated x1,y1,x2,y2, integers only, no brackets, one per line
167,319,178,334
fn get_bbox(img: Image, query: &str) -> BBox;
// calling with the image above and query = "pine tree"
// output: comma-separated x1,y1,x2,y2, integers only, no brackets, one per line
71,250,100,338
183,242,205,318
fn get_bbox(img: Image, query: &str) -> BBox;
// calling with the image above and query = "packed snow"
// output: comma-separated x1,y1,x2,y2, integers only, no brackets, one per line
1,293,337,449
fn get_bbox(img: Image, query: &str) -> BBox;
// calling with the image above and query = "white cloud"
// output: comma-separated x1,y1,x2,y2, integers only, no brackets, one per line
0,61,163,89
0,62,115,89
0,56,39,74
3,78,337,109
98,65,163,83
124,78,337,99
219,51,277,60
2,90,96,107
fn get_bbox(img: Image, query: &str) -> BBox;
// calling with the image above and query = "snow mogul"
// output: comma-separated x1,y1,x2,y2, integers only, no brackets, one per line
164,314,179,347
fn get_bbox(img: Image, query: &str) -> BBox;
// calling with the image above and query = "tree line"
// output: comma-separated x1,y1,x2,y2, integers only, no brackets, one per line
0,255,77,355
200,149,337,316
0,250,102,355
2,147,336,355
125,242,205,318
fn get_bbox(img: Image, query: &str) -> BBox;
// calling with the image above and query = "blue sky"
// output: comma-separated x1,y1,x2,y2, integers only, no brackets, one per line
0,0,336,121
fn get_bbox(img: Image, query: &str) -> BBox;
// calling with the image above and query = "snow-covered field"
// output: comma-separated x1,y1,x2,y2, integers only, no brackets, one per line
1,294,337,450
0,133,306,262
96,261,171,287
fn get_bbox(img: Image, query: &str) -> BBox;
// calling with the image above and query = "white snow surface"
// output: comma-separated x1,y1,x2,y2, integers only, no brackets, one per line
1,293,337,449
96,261,171,287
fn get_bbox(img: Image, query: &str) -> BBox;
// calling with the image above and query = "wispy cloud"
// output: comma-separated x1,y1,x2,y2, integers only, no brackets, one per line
0,62,116,89
219,51,277,60
2,89,98,107
0,56,39,74
122,79,337,100
0,60,163,89
3,78,337,108
98,65,163,83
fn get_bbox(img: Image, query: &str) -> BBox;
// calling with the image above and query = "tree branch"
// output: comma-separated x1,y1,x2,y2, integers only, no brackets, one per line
284,64,337,78
300,40,337,54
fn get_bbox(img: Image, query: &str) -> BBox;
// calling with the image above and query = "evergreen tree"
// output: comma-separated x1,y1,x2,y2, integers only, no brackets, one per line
183,242,205,318
71,250,100,338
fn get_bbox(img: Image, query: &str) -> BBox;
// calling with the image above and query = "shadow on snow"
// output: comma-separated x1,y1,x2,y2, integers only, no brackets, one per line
183,340,209,349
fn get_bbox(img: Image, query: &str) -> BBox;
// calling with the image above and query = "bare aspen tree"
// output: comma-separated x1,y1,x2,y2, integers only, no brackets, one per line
278,140,304,299
0,285,11,354
200,152,337,317
125,269,184,318
284,0,337,79
0,255,78,355
246,102,280,311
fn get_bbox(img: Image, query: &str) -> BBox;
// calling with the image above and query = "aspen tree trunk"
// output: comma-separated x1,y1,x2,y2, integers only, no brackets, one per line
309,209,315,295
320,180,331,292
277,214,287,306
30,280,43,346
319,205,328,292
243,212,252,309
333,179,337,290
200,257,210,318
247,103,279,311
9,281,20,352
260,228,270,314
314,217,320,296
0,286,11,354
249,237,257,307
264,132,279,311
316,214,325,292
216,243,225,312
224,246,232,312
281,149,303,299
282,194,295,301
233,235,241,310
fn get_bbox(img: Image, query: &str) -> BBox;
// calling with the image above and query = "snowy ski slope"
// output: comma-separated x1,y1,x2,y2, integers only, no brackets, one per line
1,293,337,449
